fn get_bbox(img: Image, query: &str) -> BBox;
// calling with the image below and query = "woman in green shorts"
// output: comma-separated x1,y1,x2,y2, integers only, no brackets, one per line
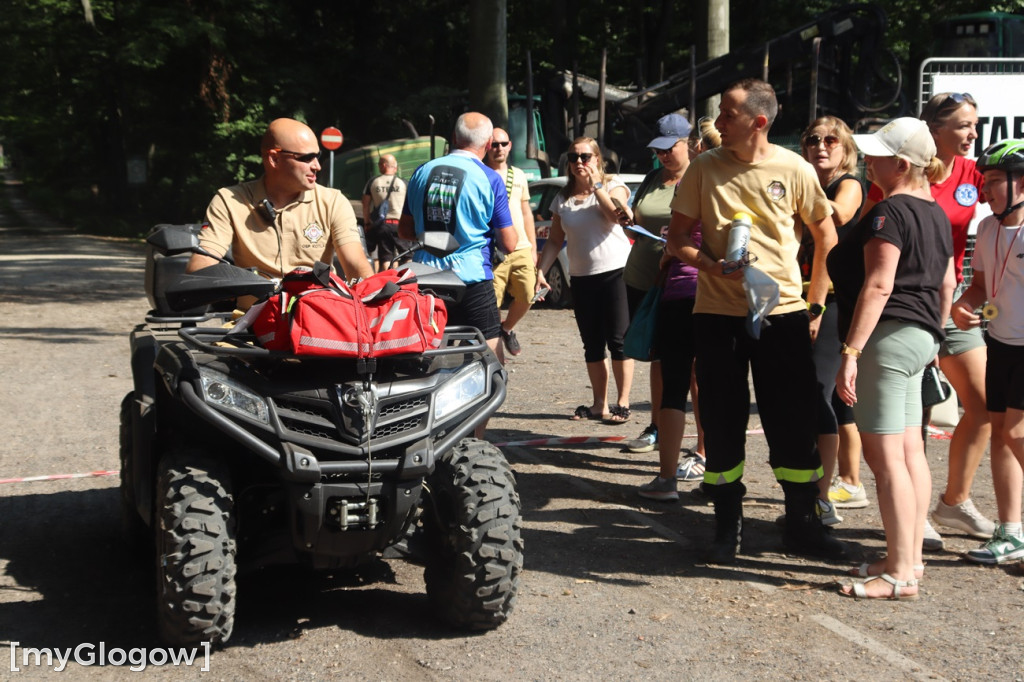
829,119,955,600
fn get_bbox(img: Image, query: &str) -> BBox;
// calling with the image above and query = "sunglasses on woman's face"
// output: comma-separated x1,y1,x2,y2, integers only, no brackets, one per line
805,134,840,149
567,152,593,163
944,92,974,107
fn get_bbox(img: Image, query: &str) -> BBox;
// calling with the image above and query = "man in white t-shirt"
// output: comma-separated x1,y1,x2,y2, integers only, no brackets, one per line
485,127,538,361
362,154,408,271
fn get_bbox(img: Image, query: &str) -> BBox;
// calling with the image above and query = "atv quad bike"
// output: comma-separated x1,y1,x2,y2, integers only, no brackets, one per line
120,224,523,645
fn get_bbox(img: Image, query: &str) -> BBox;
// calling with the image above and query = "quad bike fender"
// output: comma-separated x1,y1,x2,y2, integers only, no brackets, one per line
126,327,162,526
179,380,282,465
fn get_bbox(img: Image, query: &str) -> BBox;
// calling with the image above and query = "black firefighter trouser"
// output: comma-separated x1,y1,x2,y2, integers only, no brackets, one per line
693,311,824,498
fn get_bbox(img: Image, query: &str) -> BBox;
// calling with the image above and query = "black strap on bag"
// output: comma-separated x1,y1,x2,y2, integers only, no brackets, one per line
311,261,334,288
370,174,399,229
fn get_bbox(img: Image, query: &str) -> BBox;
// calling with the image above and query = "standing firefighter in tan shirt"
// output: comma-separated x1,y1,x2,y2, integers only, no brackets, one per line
665,79,845,565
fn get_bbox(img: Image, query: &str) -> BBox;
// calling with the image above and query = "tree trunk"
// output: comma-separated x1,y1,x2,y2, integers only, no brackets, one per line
703,0,729,120
468,0,508,129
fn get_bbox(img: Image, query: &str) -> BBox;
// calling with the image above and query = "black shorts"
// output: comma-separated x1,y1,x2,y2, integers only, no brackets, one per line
985,335,1024,412
364,223,398,261
448,279,502,340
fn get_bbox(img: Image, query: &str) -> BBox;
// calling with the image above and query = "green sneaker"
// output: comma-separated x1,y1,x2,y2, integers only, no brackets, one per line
965,525,1024,565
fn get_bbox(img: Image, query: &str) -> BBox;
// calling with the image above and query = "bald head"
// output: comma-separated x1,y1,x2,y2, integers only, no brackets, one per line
261,118,319,156
261,118,322,201
453,112,493,157
379,154,398,174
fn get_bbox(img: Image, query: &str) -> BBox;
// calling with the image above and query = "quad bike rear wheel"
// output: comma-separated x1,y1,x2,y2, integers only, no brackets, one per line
423,438,523,630
155,449,237,645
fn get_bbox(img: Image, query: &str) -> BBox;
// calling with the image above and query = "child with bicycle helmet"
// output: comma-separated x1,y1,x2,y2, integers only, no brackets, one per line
951,138,1024,565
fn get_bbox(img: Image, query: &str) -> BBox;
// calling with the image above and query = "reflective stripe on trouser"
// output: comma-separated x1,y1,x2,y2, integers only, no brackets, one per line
705,463,822,485
694,311,823,485
772,465,824,484
704,461,744,486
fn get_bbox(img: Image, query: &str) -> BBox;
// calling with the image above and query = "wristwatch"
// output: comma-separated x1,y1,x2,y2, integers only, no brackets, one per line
808,302,826,318
840,343,862,358
593,182,604,191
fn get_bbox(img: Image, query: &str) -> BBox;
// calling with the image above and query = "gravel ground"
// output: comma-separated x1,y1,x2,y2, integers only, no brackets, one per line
0,177,1022,680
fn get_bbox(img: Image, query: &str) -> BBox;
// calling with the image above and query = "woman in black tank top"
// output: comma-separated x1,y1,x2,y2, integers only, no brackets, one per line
798,117,866,526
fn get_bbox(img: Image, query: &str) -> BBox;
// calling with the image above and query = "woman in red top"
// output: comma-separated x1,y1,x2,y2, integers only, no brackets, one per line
866,93,994,547
921,93,994,545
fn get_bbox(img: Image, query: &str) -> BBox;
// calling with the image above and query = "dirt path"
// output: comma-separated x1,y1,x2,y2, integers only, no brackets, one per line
0,178,1021,680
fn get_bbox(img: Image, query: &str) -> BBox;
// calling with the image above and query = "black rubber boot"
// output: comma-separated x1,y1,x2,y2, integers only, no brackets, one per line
705,483,745,564
781,481,849,560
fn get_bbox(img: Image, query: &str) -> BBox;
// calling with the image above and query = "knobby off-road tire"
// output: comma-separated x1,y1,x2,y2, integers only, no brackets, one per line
155,449,237,646
424,438,524,630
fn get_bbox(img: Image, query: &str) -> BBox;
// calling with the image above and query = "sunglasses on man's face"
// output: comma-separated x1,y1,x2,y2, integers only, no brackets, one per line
805,134,840,149
490,140,510,149
567,152,594,163
274,148,321,163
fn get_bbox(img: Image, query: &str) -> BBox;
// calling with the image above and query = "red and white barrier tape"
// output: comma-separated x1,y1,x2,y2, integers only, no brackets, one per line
492,435,628,448
0,470,119,485
0,427,955,483
494,426,951,449
492,429,765,449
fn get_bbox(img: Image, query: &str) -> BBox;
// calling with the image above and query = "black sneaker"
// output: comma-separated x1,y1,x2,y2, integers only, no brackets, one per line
501,327,522,356
782,515,849,560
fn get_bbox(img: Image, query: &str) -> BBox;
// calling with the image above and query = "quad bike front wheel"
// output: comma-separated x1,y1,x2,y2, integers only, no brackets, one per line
118,392,147,545
423,438,523,630
155,449,237,646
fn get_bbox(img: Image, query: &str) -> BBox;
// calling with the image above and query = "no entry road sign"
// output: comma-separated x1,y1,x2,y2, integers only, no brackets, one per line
321,127,343,151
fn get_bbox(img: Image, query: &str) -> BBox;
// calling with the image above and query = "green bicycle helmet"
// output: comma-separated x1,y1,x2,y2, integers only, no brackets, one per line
978,139,1024,220
978,139,1024,173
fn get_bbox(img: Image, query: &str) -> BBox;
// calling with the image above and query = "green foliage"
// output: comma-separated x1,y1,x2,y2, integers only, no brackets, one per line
0,0,1017,235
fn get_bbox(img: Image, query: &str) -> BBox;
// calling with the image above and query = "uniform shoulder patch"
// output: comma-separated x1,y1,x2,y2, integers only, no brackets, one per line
955,183,978,207
872,216,886,231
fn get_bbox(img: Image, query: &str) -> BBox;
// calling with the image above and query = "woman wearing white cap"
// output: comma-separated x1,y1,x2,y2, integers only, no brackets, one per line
864,94,993,549
827,117,955,600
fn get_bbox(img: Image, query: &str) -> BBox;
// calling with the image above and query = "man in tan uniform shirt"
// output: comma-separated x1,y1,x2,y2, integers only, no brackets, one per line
666,79,845,564
187,118,373,283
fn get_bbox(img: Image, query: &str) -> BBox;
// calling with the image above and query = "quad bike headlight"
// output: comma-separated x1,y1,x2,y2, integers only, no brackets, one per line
199,368,269,424
433,362,486,423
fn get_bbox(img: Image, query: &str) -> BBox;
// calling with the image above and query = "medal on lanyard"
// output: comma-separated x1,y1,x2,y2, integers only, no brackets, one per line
987,223,1024,320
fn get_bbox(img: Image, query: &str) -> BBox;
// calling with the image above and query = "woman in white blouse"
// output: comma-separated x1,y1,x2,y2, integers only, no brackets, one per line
538,137,635,424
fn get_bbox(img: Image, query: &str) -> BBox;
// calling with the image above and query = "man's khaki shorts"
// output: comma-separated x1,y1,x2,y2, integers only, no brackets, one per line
493,248,537,305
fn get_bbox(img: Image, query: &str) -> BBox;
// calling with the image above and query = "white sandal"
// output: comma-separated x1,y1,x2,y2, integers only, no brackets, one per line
851,562,925,578
842,573,919,601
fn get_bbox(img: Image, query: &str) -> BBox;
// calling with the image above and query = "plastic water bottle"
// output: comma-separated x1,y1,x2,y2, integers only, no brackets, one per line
726,212,752,264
